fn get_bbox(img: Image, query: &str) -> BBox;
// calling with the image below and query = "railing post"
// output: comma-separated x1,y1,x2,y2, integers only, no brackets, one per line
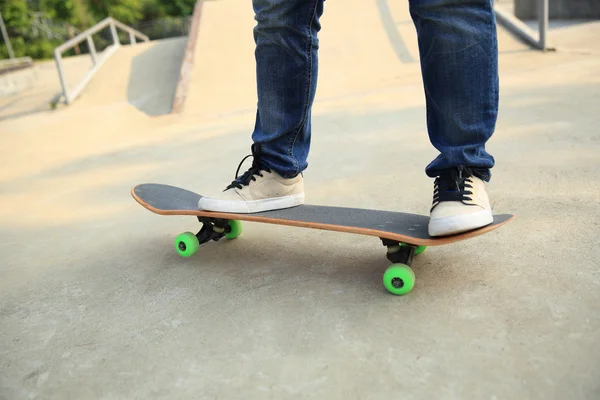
129,31,136,45
54,49,70,104
538,0,549,50
110,19,120,46
0,11,15,59
86,35,97,65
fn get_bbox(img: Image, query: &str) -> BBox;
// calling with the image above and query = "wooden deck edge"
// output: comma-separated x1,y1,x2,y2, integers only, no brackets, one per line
131,186,515,247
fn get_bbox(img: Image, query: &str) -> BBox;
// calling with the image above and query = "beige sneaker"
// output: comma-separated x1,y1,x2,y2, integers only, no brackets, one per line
198,147,304,213
428,167,493,236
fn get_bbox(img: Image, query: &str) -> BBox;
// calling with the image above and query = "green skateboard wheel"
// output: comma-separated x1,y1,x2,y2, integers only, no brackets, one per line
225,220,242,239
174,232,200,257
383,264,416,295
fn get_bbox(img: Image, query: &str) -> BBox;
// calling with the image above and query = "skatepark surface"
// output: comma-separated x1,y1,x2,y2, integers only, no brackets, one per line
1,0,599,398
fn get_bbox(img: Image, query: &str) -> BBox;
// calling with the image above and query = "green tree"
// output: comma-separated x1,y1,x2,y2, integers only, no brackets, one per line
0,0,199,60
1,0,32,58
0,0,32,32
140,0,167,20
40,0,93,29
140,0,196,20
87,0,143,25
161,0,196,18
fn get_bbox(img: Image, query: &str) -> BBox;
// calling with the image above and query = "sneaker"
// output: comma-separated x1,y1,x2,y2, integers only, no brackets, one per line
428,166,493,236
197,145,305,213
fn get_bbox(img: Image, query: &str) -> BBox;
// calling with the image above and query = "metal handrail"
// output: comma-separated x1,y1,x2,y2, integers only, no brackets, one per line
494,0,553,51
54,17,149,105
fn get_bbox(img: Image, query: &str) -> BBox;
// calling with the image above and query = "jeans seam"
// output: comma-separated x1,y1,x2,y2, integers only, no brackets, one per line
286,0,319,177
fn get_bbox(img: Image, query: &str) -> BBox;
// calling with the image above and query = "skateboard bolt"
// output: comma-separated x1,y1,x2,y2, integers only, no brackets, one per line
391,277,404,289
178,242,187,251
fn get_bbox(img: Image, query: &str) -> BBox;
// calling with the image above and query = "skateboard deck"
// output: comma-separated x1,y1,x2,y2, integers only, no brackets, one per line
131,183,514,295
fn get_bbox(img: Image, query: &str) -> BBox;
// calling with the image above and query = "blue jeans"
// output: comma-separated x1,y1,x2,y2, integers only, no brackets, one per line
251,0,498,181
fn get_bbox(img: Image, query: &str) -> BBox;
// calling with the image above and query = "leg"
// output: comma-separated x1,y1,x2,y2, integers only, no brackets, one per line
253,0,324,178
409,0,498,235
198,0,325,213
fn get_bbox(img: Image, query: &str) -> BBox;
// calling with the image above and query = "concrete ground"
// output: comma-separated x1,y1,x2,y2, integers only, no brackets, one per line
1,0,600,398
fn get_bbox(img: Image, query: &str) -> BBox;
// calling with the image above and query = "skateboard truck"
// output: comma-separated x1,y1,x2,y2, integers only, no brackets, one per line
195,217,230,245
381,238,415,266
172,217,243,259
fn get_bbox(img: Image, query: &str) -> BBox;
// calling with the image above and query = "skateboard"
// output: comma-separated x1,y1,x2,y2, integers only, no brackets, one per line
131,183,514,295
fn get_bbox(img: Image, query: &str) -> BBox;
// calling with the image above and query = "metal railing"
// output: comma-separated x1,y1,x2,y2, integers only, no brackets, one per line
54,17,149,105
494,0,553,51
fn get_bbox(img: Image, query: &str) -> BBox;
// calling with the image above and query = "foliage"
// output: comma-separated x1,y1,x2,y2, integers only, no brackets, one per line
0,0,196,59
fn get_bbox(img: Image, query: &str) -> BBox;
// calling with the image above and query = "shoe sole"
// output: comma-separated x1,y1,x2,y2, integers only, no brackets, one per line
198,193,305,214
428,209,493,237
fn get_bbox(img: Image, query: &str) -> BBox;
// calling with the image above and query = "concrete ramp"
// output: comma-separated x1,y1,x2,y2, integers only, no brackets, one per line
0,37,186,122
182,0,530,121
72,37,187,116
183,0,427,120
